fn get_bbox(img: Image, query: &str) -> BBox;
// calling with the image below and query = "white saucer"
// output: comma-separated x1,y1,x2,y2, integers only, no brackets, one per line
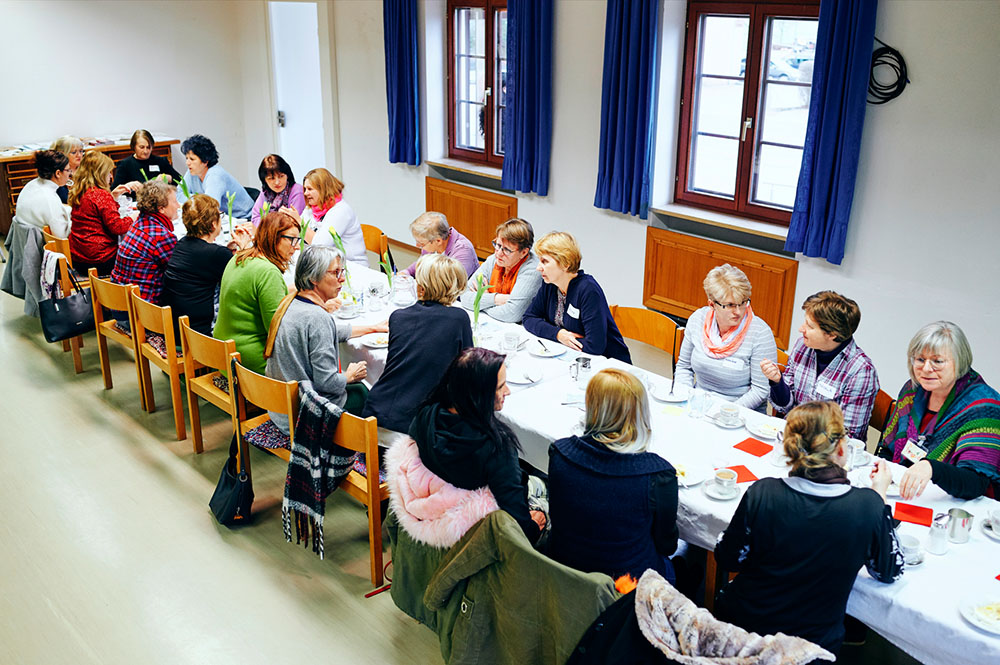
360,332,389,349
770,452,790,468
506,369,542,385
335,307,362,320
904,553,925,568
674,463,711,488
959,595,1000,635
708,413,745,429
746,420,781,440
528,343,566,358
702,479,742,501
651,385,689,403
982,519,1000,543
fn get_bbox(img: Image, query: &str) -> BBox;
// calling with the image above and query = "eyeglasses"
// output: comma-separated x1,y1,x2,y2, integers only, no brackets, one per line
492,240,516,256
912,356,950,370
279,234,301,246
712,299,750,311
326,268,346,279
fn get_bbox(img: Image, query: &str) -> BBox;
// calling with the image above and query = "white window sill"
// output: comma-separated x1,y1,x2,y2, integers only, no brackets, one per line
427,157,503,181
649,203,789,242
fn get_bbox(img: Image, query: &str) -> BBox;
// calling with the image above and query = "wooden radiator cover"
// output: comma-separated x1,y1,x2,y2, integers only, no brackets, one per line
425,176,517,259
643,227,798,350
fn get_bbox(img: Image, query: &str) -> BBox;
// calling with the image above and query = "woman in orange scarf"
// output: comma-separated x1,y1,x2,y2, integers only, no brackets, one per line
674,264,777,411
460,218,542,323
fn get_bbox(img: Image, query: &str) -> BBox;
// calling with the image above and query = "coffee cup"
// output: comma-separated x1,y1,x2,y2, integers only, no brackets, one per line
898,534,922,565
714,468,737,495
718,403,740,425
989,508,1000,528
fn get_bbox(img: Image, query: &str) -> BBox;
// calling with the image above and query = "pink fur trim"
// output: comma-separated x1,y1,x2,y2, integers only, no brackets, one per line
386,437,499,549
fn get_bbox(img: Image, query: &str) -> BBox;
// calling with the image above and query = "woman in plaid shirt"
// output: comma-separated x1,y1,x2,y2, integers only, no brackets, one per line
760,291,879,439
111,179,179,304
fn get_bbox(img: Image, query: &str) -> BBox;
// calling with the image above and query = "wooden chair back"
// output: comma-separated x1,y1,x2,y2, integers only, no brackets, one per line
869,389,896,434
89,268,132,312
777,347,789,369
361,223,389,261
130,288,187,440
88,268,146,406
179,315,240,453
42,239,84,373
42,225,74,270
231,358,298,465
609,305,678,357
674,326,685,362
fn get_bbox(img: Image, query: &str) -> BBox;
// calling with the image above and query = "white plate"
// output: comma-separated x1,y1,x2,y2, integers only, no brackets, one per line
506,368,542,385
674,462,711,488
850,468,901,496
769,451,790,468
708,413,745,429
335,307,362,320
528,342,566,358
651,385,689,403
982,519,1000,543
960,596,1000,635
702,479,743,501
360,332,389,349
746,420,781,440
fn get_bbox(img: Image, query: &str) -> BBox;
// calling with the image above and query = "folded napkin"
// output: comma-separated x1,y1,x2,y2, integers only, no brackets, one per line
726,465,759,483
893,502,933,527
734,437,773,457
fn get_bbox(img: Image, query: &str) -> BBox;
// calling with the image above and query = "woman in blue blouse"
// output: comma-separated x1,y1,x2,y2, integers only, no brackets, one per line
178,134,254,218
522,232,630,363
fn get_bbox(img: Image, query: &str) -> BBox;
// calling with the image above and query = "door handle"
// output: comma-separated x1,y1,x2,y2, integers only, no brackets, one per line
277,110,286,128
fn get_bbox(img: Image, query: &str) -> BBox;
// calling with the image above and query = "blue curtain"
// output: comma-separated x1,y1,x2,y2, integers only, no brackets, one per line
383,0,421,165
500,0,553,196
593,0,659,219
785,0,878,264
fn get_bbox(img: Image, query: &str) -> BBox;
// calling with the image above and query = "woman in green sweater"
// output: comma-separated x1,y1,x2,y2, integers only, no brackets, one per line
214,210,298,374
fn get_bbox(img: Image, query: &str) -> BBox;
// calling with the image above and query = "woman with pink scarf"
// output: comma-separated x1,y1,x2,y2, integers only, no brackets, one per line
295,168,367,263
674,264,777,411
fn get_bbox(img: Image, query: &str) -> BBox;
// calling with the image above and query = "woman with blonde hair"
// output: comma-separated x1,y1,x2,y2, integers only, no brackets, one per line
523,231,630,362
674,263,777,410
214,210,300,374
547,369,678,581
294,168,366,263
364,253,474,435
68,151,139,275
50,135,84,203
714,401,901,656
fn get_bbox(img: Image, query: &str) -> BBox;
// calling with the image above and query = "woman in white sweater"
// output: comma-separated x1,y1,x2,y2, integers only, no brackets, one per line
298,168,366,264
674,264,777,410
16,150,73,237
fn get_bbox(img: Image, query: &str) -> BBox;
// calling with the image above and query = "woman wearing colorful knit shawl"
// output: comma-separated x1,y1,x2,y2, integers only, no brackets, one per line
880,321,1000,500
674,264,777,410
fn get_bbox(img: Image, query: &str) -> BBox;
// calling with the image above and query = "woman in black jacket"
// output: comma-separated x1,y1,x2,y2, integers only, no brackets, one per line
408,347,544,544
547,369,678,582
714,401,903,656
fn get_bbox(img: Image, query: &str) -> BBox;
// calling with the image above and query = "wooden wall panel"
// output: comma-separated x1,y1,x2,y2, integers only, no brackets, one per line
425,176,517,259
643,227,799,349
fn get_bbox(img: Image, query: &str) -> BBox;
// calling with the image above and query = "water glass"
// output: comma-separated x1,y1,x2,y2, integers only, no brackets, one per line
501,331,520,354
367,282,388,312
687,388,707,419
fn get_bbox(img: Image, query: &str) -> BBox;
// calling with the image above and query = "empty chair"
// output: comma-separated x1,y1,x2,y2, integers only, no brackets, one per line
178,315,239,454
610,305,679,376
130,288,187,441
870,389,897,457
361,223,390,269
88,268,146,409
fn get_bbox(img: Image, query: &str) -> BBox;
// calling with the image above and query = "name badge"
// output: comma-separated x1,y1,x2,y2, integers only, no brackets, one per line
722,357,744,369
148,164,160,172
815,381,837,399
901,439,927,464
566,304,580,319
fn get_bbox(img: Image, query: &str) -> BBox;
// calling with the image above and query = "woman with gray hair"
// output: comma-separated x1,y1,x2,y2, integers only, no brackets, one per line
50,135,84,203
880,321,1000,500
674,264,777,410
264,245,388,435
111,178,179,303
405,211,479,277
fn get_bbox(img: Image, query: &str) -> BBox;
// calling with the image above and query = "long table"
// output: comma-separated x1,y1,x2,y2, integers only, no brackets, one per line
333,263,1000,665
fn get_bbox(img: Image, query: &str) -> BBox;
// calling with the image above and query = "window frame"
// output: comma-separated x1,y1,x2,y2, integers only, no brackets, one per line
674,0,820,226
447,0,507,167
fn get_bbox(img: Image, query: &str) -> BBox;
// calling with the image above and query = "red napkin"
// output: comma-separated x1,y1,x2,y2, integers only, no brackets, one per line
725,465,758,483
734,437,774,457
893,502,933,527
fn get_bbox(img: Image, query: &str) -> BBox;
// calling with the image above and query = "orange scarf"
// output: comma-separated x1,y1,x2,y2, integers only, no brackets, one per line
702,305,755,358
489,254,529,295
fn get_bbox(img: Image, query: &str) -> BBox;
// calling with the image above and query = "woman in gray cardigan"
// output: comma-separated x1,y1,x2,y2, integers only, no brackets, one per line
460,218,542,323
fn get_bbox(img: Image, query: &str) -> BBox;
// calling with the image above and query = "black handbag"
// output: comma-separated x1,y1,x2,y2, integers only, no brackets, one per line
38,266,95,343
210,433,255,526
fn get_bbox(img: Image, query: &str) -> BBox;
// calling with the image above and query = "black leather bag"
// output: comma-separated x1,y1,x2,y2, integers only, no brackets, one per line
210,432,255,526
38,267,95,343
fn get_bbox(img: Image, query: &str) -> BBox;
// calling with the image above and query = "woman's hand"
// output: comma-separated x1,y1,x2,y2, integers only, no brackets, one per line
759,358,783,383
372,320,389,333
231,226,253,250
870,459,893,498
899,459,933,500
322,298,343,314
530,510,547,530
557,328,583,351
111,184,131,198
279,205,301,225
493,293,510,306
344,361,367,383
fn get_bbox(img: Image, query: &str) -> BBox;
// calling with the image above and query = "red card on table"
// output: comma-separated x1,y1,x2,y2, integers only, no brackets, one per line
734,437,774,457
893,502,933,527
725,465,759,483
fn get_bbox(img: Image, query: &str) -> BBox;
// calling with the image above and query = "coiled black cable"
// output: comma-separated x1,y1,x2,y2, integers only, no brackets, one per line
868,37,908,105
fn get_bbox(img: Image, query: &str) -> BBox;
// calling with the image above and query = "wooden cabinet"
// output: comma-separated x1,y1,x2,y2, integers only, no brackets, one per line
0,138,178,235
643,227,798,349
425,177,517,259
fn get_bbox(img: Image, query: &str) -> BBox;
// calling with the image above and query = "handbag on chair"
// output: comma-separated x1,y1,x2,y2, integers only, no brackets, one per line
210,432,255,526
38,267,95,343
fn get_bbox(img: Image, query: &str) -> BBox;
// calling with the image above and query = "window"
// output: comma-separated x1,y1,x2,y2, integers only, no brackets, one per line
448,0,507,166
675,1,819,225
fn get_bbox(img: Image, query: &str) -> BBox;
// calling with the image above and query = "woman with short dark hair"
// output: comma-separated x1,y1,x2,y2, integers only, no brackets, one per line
761,291,880,439
112,129,181,188
250,154,305,227
15,150,73,237
179,134,253,218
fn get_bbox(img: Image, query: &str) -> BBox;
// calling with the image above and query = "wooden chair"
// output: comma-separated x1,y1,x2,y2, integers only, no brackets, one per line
130,288,187,441
179,316,240,454
360,223,390,270
41,238,84,373
609,305,679,358
41,226,74,272
231,358,299,467
88,269,147,409
870,389,897,457
776,347,789,369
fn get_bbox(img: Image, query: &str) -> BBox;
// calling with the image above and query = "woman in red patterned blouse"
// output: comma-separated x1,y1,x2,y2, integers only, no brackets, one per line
68,151,140,276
